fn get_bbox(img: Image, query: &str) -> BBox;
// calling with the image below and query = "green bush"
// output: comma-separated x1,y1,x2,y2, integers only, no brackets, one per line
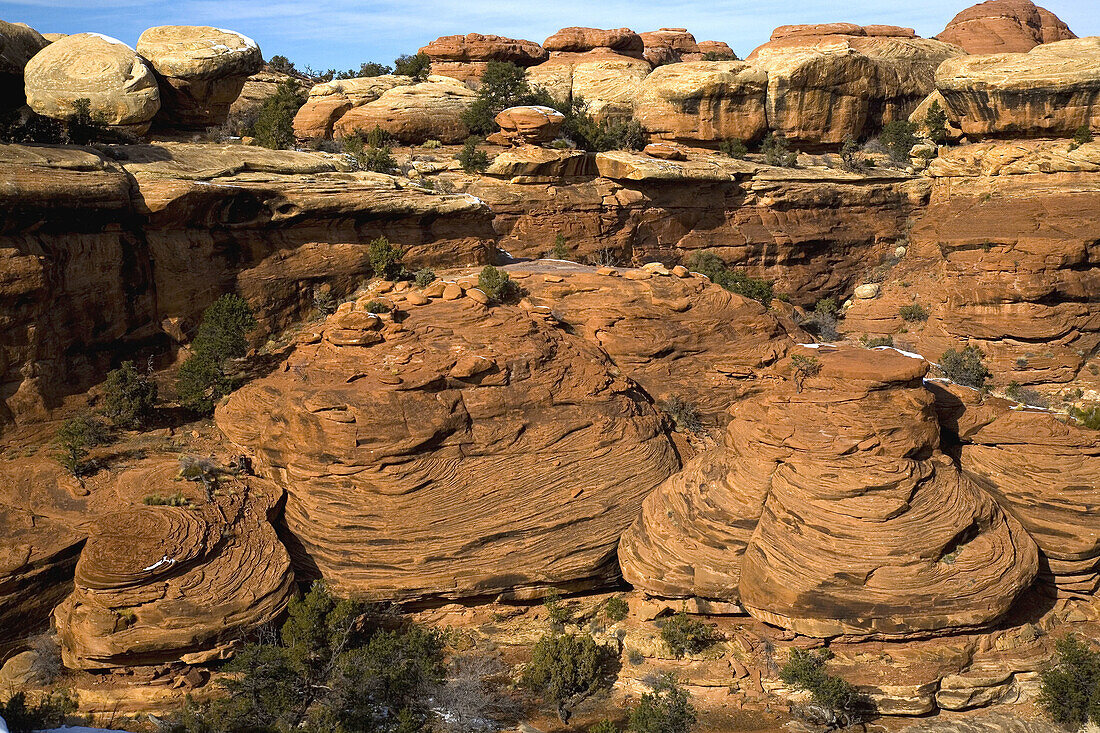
899,303,929,322
660,396,703,434
523,631,616,722
780,648,875,728
589,720,619,733
363,300,392,314
686,251,774,306
478,265,519,302
176,294,256,414
362,125,393,149
564,105,647,152
175,352,229,415
144,490,190,507
1038,635,1100,728
791,354,822,378
414,268,436,288
862,335,895,348
361,145,397,173
1070,405,1100,430
660,609,717,659
267,55,297,75
457,137,490,173
762,133,796,167
839,139,870,171
604,595,629,623
548,234,571,260
0,690,78,733
461,61,535,135
369,236,405,280
101,360,158,429
67,97,111,145
394,52,431,81
53,415,107,476
627,673,696,733
719,138,748,159
940,346,992,390
1073,124,1094,146
545,589,573,625
358,61,393,77
880,120,918,162
925,100,949,145
251,79,306,149
422,139,442,149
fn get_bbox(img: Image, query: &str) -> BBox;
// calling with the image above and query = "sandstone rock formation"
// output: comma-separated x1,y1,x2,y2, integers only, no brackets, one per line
227,64,301,126
217,279,682,601
937,0,1077,54
0,19,48,111
24,33,160,134
543,27,645,57
639,29,703,66
419,33,547,84
493,105,564,145
935,38,1100,139
620,346,1039,638
331,76,477,143
136,25,263,128
634,61,767,145
293,75,414,139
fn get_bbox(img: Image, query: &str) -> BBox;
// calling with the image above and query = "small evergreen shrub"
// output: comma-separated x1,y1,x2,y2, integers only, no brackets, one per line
627,673,697,733
544,589,573,626
1073,124,1094,147
547,234,571,260
414,268,437,288
368,236,405,280
176,294,256,414
660,396,703,434
899,303,929,322
839,138,871,171
53,415,108,476
925,100,949,145
1038,635,1100,728
267,55,297,75
659,609,717,659
940,346,992,390
1005,382,1050,408
1070,405,1100,430
762,133,796,167
523,631,616,722
780,648,875,728
0,690,78,733
862,335,895,348
604,595,629,623
457,137,490,173
101,360,158,429
719,139,748,159
791,354,822,378
880,120,918,162
394,52,432,81
361,145,397,173
363,125,393,149
686,251,774,306
251,79,305,149
477,265,519,302
422,139,442,149
589,720,619,733
363,300,392,314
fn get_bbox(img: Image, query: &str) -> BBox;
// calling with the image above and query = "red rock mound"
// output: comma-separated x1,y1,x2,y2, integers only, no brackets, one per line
420,33,548,84
936,0,1076,54
543,27,645,57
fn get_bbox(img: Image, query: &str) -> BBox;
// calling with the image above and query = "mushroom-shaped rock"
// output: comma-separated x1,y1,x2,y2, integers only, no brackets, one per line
494,105,565,146
53,461,294,670
0,20,49,111
331,76,477,143
619,346,1038,639
935,37,1100,139
544,27,645,56
136,25,262,128
419,33,547,84
639,28,699,66
936,0,1076,54
24,33,160,133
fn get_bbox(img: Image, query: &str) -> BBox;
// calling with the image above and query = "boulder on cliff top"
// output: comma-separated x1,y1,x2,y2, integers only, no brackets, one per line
293,74,414,139
544,27,645,56
24,33,160,133
330,75,477,143
0,19,49,110
935,37,1100,139
493,105,564,145
639,28,699,66
936,0,1077,54
420,32,547,84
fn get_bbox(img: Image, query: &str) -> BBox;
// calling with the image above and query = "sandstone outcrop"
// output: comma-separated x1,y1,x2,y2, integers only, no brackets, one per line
620,346,1039,638
292,75,414,139
419,33,547,84
696,40,737,60
136,25,262,128
493,105,564,145
634,61,767,145
217,277,683,601
935,37,1100,139
639,29,701,66
331,76,477,143
0,19,48,111
227,65,300,125
543,27,645,57
24,33,160,134
936,0,1077,54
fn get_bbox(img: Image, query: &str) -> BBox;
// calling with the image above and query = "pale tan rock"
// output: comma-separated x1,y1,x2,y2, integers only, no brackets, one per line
484,147,592,179
24,33,160,133
332,77,477,144
494,105,564,145
442,282,464,300
465,287,489,304
672,265,690,277
528,51,651,121
854,282,881,298
623,269,653,280
404,291,429,306
293,75,415,139
0,19,48,110
422,280,447,298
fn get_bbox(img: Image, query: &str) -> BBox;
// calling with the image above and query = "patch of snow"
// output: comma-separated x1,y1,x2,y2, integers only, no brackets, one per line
796,342,835,349
1,712,8,733
142,555,176,572
83,33,131,49
214,29,258,51
872,345,927,361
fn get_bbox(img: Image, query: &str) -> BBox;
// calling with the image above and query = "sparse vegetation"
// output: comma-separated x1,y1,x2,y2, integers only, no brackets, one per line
462,61,542,135
144,490,191,507
924,100,949,145
940,346,992,390
1037,634,1100,728
802,298,839,341
899,303,929,322
780,648,875,729
0,690,78,733
659,609,718,659
762,132,797,167
861,335,895,348
544,589,573,626
1072,124,1094,148
719,138,748,159
1070,405,1100,430
363,300,392,314
53,414,108,476
394,52,431,81
563,101,647,152
101,360,158,429
368,236,405,280
457,136,490,173
604,595,629,623
627,673,697,733
176,294,257,414
1005,382,1050,408
791,354,822,378
523,631,617,722
414,268,436,288
360,143,397,174
686,251,774,306
839,138,871,171
266,55,297,75
879,120,918,162
477,265,519,303
547,234,571,260
251,79,306,149
660,396,703,434
589,720,619,733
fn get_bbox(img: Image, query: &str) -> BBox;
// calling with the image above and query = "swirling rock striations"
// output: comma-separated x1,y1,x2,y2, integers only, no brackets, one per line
620,346,1039,638
936,0,1076,54
330,76,477,143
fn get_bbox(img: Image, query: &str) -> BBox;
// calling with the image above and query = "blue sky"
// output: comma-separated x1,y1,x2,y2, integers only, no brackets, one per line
2,0,1096,72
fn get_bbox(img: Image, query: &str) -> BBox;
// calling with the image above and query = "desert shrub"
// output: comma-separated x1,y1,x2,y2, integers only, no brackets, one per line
719,138,748,159
686,251,774,306
660,396,703,434
627,673,696,733
899,303,929,322
29,634,64,685
839,138,871,171
394,52,431,81
1038,635,1100,728
267,55,297,75
544,589,573,626
342,131,364,156
1073,124,1094,147
101,360,157,429
251,79,306,149
940,346,992,390
429,654,518,733
368,236,405,280
363,300,391,314
925,100,949,145
457,137,490,173
861,335,895,348
660,609,718,659
587,247,625,268
1005,382,1050,408
791,354,822,378
357,61,393,77
67,97,111,145
168,581,444,733
590,720,619,733
53,415,108,476
547,234,571,260
144,490,190,507
559,97,646,152
0,108,67,144
361,144,396,173
414,268,436,288
879,120,918,162
462,61,534,135
1070,405,1100,430
780,648,875,728
762,132,796,167
176,294,256,414
422,139,442,149
802,298,839,341
363,125,393,149
477,265,519,302
523,631,616,722
0,690,78,733
604,595,629,623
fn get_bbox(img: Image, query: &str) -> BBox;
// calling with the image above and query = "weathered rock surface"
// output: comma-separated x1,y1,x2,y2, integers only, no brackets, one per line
634,61,767,145
136,25,262,128
937,0,1077,54
639,29,711,66
227,65,300,125
0,19,48,111
936,38,1100,139
53,461,294,670
543,27,645,57
419,33,547,84
527,50,651,121
493,105,564,145
293,75,413,139
620,346,1039,638
217,277,683,601
24,33,160,133
331,76,477,143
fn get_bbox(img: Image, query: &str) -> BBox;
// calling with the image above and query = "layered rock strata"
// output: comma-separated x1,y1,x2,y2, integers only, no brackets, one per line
937,0,1077,54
